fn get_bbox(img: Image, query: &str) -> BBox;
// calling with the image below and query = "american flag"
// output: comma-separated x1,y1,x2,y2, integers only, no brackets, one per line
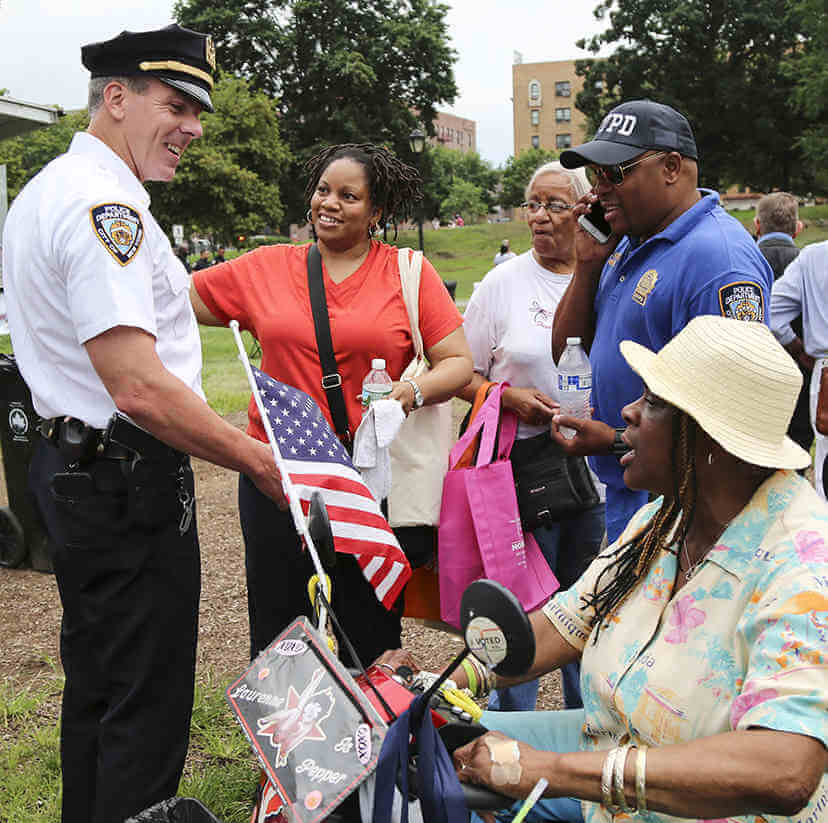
253,366,411,608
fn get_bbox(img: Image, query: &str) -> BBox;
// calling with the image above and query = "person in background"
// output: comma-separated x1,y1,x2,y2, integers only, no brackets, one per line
551,100,773,544
214,245,226,264
191,143,472,664
755,192,812,459
1,25,285,823
493,238,516,266
192,247,212,270
460,161,605,712
175,244,192,273
771,239,828,499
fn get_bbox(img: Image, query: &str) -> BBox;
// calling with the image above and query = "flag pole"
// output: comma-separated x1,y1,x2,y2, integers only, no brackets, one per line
229,321,331,622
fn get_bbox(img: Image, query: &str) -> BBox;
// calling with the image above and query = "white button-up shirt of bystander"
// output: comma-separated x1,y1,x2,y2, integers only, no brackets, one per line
770,239,828,497
1,132,204,429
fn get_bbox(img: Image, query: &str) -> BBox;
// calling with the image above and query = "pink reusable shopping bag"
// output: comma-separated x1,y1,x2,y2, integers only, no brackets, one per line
438,383,559,628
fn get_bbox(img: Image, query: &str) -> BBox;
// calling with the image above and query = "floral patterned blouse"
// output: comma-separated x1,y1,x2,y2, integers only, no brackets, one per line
544,470,828,823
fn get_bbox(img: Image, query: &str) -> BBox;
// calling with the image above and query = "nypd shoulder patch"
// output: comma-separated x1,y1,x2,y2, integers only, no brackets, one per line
718,281,765,322
89,203,144,266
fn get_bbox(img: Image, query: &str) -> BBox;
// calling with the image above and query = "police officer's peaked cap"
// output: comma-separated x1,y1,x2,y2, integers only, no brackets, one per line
81,24,216,112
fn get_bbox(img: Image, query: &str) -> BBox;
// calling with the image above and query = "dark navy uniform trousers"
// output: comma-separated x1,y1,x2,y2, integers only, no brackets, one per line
30,438,200,823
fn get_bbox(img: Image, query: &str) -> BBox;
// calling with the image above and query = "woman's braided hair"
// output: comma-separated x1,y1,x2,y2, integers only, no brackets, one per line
583,409,699,641
303,143,423,226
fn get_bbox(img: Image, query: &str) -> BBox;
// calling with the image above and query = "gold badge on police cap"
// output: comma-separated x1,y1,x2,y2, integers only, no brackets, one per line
205,36,216,71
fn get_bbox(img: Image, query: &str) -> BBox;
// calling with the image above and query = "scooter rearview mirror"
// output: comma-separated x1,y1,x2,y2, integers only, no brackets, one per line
416,579,536,720
307,490,336,572
460,579,535,678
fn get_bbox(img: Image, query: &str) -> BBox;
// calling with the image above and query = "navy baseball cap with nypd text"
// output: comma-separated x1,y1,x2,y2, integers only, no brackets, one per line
81,24,216,112
560,100,698,168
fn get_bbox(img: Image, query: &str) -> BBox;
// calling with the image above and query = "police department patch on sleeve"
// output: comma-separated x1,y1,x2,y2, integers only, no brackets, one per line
89,203,144,266
718,281,765,322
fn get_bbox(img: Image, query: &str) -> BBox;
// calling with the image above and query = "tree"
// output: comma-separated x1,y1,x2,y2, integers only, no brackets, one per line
574,0,820,193
498,148,558,209
174,0,458,224
0,76,288,242
419,145,498,221
149,73,290,243
0,110,88,202
783,0,828,191
440,179,487,222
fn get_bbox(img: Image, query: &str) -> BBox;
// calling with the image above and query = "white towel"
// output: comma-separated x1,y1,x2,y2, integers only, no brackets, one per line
352,398,406,502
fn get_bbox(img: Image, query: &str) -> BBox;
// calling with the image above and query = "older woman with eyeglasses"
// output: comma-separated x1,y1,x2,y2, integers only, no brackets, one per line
458,161,606,713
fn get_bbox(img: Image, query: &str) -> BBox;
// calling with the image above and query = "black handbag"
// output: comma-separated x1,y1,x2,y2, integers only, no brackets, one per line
510,432,600,531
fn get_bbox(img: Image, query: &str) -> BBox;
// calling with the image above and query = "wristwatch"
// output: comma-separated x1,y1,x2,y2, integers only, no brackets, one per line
403,377,424,408
610,427,631,458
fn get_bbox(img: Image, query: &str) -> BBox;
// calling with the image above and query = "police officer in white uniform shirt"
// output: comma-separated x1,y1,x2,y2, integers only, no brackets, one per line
1,25,286,823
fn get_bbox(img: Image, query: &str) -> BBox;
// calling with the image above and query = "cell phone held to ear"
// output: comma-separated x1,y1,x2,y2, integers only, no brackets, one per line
577,200,612,244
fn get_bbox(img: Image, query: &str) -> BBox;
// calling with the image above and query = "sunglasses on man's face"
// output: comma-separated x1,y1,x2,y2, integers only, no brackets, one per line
585,151,668,187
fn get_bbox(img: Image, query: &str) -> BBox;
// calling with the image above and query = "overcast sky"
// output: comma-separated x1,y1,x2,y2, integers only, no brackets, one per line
0,0,606,167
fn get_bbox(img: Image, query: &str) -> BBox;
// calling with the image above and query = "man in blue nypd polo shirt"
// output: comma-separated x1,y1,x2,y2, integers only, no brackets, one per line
550,100,773,543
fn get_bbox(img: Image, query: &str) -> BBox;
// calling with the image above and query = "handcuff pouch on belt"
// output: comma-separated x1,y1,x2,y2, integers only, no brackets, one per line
43,417,103,466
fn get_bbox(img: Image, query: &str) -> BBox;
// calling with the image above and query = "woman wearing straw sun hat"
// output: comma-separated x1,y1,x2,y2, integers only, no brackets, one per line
439,316,828,823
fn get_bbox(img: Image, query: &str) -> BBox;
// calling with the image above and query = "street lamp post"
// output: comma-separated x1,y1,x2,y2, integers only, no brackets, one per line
408,128,426,253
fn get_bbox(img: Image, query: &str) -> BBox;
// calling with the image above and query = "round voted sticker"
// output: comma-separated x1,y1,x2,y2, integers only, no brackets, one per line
465,616,507,666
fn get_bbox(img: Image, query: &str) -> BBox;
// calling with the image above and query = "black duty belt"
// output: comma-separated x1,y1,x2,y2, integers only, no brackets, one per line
37,417,134,462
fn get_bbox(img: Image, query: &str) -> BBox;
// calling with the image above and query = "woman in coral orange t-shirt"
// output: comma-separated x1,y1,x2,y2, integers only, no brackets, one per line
191,144,472,663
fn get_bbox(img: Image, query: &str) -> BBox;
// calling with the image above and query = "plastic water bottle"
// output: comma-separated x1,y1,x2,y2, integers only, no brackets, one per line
361,358,393,413
556,337,592,439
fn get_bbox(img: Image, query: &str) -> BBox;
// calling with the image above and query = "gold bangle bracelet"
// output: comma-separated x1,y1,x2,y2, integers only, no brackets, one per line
613,743,634,812
600,747,621,813
635,744,649,811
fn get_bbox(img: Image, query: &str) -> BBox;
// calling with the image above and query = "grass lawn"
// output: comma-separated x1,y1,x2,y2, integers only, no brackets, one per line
199,326,260,416
0,667,258,823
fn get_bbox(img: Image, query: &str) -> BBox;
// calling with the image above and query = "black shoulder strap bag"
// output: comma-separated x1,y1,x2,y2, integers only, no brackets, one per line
510,432,600,531
306,243,352,451
306,243,434,569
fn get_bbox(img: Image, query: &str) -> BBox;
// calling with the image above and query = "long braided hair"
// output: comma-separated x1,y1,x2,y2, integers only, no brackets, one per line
583,409,699,641
303,144,423,230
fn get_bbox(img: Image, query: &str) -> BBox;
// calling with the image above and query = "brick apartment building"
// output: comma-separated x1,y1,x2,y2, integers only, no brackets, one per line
429,110,477,154
512,58,591,156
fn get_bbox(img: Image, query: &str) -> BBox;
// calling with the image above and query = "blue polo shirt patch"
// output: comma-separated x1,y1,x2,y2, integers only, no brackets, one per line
718,281,765,322
632,269,658,305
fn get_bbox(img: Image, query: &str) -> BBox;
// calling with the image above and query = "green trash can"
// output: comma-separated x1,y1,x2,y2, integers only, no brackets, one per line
0,354,53,572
